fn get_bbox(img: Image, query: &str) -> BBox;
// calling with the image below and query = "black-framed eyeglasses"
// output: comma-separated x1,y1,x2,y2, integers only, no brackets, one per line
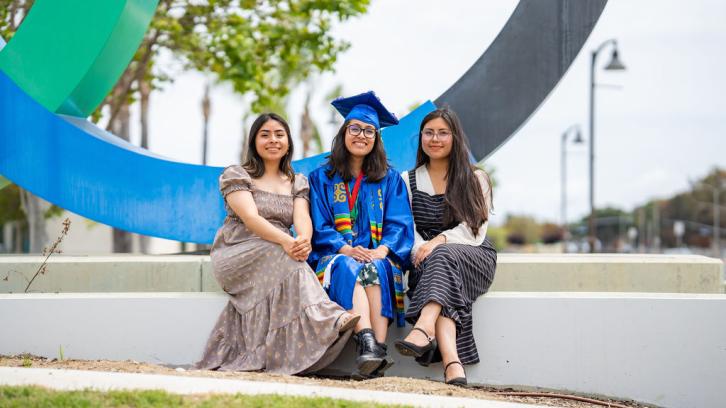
347,124,377,139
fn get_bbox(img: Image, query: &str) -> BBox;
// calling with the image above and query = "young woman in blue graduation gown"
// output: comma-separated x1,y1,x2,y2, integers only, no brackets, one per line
308,91,414,379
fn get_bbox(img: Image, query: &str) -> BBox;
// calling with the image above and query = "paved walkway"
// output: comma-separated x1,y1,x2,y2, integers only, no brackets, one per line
0,367,544,408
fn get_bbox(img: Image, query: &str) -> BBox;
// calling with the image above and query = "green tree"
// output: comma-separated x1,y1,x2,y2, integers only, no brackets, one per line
504,214,541,245
641,167,725,248
574,207,631,251
99,0,370,126
485,225,507,251
2,0,371,252
0,0,34,40
540,222,564,244
103,0,370,251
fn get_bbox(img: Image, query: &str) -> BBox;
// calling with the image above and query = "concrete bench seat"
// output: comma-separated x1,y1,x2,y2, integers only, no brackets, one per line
1,254,723,293
1,291,724,408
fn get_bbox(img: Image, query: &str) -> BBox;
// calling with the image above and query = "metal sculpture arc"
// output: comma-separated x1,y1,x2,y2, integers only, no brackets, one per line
0,0,607,243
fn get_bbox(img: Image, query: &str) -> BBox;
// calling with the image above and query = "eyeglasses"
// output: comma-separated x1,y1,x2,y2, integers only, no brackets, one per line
347,124,377,139
421,129,452,140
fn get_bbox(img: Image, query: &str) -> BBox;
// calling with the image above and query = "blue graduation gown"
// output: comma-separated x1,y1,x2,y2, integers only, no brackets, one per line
308,166,414,321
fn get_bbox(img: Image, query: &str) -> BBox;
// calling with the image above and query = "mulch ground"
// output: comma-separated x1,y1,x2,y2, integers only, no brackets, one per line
0,355,648,408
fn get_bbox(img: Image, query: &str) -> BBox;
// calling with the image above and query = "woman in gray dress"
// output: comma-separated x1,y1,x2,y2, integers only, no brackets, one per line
197,113,359,375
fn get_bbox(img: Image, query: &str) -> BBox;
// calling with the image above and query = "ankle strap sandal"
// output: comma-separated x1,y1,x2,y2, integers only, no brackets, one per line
394,326,436,358
444,361,467,386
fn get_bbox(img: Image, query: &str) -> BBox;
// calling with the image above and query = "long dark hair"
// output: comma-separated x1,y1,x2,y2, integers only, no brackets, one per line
242,113,295,182
326,120,389,182
416,108,492,235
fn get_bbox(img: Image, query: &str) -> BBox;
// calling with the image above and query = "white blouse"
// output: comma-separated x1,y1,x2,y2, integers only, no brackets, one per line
402,165,491,261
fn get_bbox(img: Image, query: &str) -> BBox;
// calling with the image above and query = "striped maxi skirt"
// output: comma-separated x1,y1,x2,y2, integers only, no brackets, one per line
405,239,497,365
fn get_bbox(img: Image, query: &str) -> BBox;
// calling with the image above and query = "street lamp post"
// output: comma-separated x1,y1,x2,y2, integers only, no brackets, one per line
561,124,583,251
588,39,626,252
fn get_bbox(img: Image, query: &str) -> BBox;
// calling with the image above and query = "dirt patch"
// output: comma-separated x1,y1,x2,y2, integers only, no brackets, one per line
1,355,646,408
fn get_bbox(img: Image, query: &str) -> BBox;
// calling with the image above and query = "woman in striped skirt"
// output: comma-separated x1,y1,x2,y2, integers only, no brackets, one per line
395,108,496,386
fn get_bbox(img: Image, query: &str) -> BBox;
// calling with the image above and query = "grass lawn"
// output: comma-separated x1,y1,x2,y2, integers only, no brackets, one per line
0,386,410,407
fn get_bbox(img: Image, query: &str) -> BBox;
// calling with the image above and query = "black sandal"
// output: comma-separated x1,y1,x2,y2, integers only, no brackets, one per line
394,327,436,357
414,348,436,367
444,361,467,386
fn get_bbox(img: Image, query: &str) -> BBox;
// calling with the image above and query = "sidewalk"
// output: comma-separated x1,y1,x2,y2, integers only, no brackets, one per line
0,366,543,408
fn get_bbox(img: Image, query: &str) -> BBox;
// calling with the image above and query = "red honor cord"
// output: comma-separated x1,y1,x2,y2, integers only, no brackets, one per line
344,172,364,212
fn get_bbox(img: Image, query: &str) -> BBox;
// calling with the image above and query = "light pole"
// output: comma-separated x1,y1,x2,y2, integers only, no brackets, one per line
588,39,626,252
561,124,583,251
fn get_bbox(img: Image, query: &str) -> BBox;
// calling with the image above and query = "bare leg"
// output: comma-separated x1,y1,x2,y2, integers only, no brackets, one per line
436,315,465,380
403,302,441,346
352,282,371,333
364,285,388,343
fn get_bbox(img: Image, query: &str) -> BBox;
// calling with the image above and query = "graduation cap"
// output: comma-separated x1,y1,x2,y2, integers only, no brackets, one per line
331,91,399,130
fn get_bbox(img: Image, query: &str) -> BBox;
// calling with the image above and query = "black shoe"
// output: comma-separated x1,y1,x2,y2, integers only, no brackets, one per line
444,361,467,386
395,327,436,357
371,342,394,377
414,347,436,367
353,329,384,377
351,341,394,380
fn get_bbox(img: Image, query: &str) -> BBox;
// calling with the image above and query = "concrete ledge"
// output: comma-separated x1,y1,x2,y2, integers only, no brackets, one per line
0,255,207,293
490,254,724,293
1,254,723,293
1,292,724,408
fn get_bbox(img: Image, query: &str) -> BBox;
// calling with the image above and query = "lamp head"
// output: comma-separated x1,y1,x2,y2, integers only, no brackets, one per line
605,49,626,71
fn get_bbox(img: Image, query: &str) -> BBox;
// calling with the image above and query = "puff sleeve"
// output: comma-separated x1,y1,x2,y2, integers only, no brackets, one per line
219,165,253,200
292,173,310,201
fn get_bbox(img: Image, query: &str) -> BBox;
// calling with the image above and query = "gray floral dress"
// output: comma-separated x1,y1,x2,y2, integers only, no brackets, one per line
197,165,350,374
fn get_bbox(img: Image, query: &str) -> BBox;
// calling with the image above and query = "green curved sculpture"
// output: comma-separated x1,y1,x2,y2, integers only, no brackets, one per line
0,0,157,117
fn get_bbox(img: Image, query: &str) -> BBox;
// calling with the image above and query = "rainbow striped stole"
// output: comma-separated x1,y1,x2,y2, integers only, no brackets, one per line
334,213,352,236
370,221,382,245
316,267,324,285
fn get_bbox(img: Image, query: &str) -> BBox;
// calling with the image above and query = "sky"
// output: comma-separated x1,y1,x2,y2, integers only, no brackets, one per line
128,0,726,227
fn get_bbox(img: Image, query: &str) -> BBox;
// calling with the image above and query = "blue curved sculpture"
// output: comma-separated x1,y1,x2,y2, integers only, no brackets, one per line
0,1,606,244
0,70,434,242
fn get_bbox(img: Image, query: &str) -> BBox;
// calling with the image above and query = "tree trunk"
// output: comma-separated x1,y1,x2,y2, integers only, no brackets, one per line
18,188,49,253
8,1,18,31
239,114,249,164
137,79,151,253
111,102,133,253
300,97,313,158
8,0,34,31
13,222,25,253
140,79,150,149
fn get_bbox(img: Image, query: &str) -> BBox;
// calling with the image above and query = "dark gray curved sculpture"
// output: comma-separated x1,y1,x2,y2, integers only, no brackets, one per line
437,0,607,159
